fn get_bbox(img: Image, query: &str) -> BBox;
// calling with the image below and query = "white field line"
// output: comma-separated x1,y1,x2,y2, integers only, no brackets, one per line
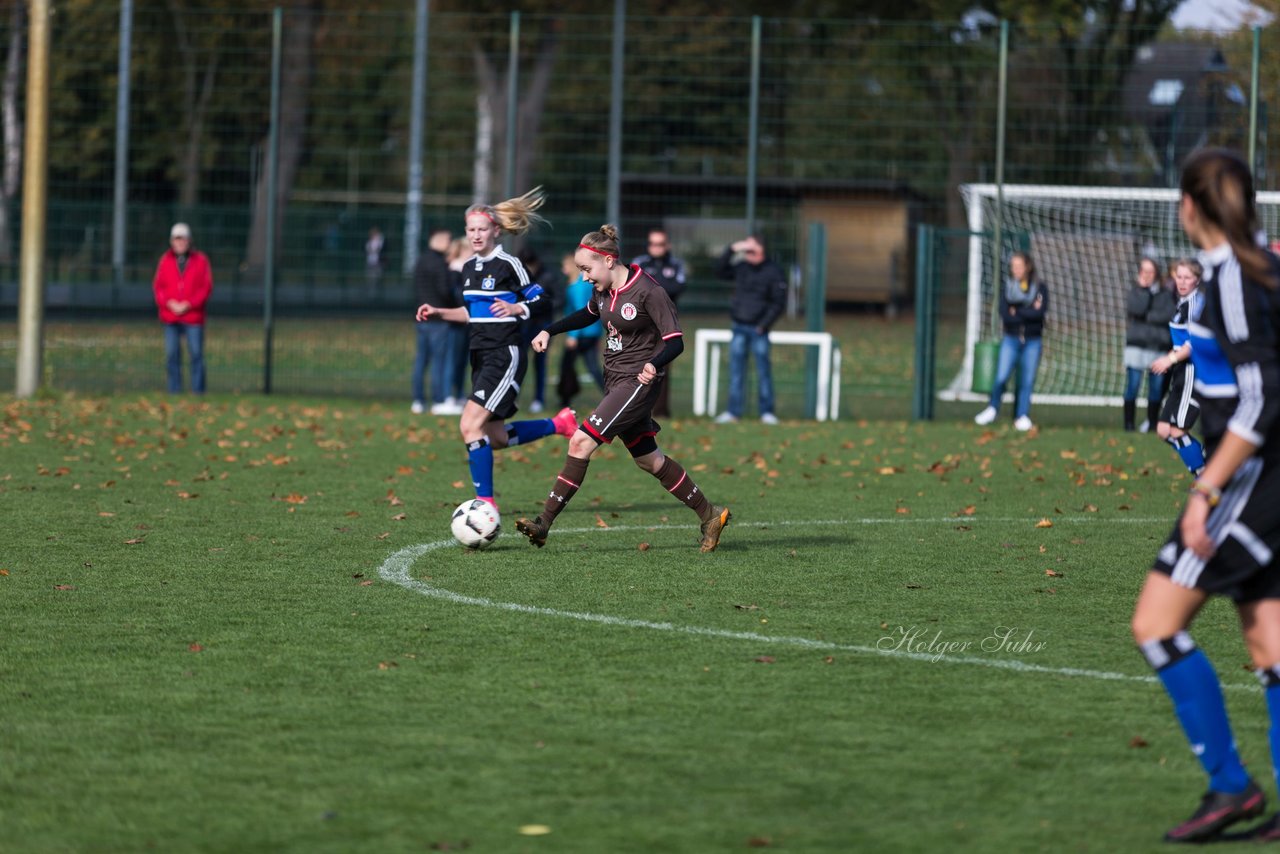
376,516,1256,693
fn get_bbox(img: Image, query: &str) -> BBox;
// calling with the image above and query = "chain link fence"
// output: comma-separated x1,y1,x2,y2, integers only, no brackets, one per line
0,6,1272,413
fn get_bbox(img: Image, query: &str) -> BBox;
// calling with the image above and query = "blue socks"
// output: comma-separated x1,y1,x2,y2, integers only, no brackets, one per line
1259,666,1280,797
467,437,494,501
1142,633,1250,794
1166,434,1206,475
506,418,555,446
467,421,554,504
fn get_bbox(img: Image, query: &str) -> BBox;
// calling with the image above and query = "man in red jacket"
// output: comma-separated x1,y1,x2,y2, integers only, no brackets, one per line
153,222,213,393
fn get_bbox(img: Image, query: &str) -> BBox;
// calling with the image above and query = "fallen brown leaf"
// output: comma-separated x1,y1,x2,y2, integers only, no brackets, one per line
1035,518,1054,528
754,656,776,664
1129,736,1149,748
637,542,650,551
54,584,76,591
391,513,407,521
124,537,145,545
1045,569,1062,577
595,515,609,528
188,643,204,652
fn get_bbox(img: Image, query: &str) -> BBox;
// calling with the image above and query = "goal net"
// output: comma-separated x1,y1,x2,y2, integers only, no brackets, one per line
942,183,1280,407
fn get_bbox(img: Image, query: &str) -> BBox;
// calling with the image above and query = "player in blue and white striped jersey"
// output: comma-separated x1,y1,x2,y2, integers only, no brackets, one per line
1150,258,1207,474
1130,149,1280,843
415,188,577,510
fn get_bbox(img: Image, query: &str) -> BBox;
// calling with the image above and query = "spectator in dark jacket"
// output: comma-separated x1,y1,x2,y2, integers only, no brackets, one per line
973,251,1049,431
715,235,788,424
411,228,461,415
1123,256,1178,432
632,229,687,417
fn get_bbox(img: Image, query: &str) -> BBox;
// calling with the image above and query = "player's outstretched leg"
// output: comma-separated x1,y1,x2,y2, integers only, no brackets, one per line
517,455,590,548
505,407,577,446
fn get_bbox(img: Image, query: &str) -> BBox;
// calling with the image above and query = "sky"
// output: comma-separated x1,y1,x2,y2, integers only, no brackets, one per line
1170,0,1274,32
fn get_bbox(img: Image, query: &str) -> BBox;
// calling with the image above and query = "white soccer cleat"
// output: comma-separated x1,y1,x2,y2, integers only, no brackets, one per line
760,413,779,425
1014,415,1034,432
410,401,425,415
714,412,738,424
973,406,997,426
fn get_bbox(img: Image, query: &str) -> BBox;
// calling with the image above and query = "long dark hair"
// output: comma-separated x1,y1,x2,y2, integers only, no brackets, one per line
1180,148,1277,290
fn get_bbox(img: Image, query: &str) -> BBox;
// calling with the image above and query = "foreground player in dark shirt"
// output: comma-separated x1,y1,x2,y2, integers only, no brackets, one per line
1130,149,1280,843
515,224,731,552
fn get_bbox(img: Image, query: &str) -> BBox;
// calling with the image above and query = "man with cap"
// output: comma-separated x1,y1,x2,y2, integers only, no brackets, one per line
153,222,214,393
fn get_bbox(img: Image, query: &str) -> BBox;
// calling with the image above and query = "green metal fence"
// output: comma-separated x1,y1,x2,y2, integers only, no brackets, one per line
1,4,1274,410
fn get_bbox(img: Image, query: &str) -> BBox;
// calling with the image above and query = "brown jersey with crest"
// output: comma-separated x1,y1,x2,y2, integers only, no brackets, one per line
587,265,682,385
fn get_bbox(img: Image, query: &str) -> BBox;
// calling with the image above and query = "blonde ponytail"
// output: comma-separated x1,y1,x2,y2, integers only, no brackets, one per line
467,186,548,236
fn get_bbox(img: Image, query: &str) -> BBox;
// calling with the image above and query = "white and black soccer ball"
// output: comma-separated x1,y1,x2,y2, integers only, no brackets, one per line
450,499,500,549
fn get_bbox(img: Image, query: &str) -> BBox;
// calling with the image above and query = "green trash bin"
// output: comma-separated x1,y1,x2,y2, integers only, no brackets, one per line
972,340,999,394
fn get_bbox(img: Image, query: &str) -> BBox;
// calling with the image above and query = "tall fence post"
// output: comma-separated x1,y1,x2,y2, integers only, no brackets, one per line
803,222,826,418
989,18,1008,340
16,0,51,399
606,0,626,229
503,11,519,201
912,224,936,421
403,0,429,276
745,15,761,234
262,7,283,395
1250,25,1260,176
111,0,133,307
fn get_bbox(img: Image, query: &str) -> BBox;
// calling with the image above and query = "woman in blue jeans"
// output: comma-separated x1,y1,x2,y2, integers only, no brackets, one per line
974,252,1049,431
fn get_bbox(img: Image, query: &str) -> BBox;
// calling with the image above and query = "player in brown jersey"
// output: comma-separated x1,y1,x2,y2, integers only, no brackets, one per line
515,224,731,552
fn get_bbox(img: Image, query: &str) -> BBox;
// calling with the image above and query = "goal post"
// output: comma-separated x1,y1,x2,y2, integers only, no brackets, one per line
942,183,1280,408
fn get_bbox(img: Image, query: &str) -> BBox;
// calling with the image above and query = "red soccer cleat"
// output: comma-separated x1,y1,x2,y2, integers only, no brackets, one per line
552,407,578,438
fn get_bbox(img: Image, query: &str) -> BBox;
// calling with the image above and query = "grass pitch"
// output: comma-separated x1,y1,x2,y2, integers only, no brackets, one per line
0,394,1266,852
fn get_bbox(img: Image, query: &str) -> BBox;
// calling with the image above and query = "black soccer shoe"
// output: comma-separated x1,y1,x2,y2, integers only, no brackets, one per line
516,516,549,548
1236,811,1280,842
1162,780,1265,843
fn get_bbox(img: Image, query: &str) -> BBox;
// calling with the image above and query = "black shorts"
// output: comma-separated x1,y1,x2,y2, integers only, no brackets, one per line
1152,455,1280,602
580,376,663,451
469,345,526,421
1160,364,1200,431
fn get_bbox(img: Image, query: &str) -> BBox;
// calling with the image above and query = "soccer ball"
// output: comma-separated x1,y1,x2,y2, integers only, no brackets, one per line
450,499,501,549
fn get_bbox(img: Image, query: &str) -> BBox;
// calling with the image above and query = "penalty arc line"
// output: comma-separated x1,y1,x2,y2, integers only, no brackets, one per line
375,519,1253,693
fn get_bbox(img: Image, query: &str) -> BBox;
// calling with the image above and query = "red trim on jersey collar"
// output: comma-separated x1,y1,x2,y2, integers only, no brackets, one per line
608,264,643,312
